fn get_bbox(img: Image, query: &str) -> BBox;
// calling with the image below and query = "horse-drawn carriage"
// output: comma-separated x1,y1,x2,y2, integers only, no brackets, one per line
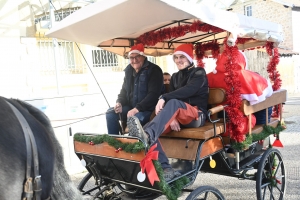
47,0,287,199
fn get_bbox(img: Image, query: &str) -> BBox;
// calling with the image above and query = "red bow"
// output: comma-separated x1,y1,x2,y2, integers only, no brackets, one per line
140,143,160,186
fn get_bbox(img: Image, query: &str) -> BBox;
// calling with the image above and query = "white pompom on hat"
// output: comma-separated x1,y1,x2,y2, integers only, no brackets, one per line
128,43,145,57
173,43,194,64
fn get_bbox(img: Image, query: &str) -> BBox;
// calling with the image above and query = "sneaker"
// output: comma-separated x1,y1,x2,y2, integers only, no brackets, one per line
127,116,149,145
163,168,174,182
163,168,181,182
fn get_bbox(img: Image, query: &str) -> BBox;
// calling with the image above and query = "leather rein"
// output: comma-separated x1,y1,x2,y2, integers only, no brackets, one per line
6,101,50,200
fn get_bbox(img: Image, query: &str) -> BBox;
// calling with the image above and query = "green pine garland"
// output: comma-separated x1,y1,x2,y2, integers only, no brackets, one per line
153,160,190,200
231,124,285,151
74,133,189,199
74,133,145,153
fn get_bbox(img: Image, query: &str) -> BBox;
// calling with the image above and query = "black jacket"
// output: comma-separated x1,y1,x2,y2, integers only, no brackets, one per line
116,59,163,112
162,65,209,115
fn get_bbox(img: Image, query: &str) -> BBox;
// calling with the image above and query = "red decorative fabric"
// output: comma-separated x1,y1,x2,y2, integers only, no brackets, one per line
140,143,160,186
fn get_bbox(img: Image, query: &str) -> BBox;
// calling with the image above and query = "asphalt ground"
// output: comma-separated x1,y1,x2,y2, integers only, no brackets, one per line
71,94,300,200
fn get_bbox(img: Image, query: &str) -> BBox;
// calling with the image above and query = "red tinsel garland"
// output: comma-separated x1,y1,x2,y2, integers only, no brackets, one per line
266,42,282,117
222,38,247,142
195,41,220,67
194,38,253,68
136,20,223,46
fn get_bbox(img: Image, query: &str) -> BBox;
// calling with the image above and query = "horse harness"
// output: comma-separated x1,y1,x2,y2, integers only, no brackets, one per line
6,101,50,200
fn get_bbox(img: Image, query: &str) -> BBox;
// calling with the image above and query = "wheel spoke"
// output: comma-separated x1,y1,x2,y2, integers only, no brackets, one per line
204,191,209,199
267,184,274,200
273,160,282,175
262,186,267,200
275,183,284,194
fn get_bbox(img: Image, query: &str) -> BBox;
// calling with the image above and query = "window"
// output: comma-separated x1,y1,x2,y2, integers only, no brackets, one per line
245,5,252,16
92,49,118,67
147,56,157,64
37,39,85,74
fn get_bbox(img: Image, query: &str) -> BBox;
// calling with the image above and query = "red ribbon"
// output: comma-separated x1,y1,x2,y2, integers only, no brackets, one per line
140,143,160,186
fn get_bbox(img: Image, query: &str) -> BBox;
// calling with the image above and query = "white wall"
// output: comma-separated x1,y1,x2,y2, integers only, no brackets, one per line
292,11,300,93
292,11,300,53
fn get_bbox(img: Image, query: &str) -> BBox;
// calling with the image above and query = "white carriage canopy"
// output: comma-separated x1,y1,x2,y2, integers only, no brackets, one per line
46,0,284,57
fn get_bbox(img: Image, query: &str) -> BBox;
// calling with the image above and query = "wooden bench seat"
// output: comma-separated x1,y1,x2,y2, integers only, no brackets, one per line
160,121,225,140
252,118,279,134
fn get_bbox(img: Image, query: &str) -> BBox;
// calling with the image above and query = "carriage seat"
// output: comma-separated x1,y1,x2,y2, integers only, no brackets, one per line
160,88,287,140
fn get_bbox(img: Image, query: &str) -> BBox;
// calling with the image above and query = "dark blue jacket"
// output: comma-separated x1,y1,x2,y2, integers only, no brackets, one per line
116,58,163,112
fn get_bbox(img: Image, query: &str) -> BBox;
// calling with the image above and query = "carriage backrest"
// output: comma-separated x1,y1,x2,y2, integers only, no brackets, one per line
208,88,226,106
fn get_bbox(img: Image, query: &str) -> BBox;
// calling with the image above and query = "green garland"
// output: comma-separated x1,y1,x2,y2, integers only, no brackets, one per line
74,133,189,199
153,160,189,200
231,124,285,151
74,133,145,153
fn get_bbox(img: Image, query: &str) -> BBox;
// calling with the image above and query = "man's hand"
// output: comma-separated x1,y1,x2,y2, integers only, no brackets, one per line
127,108,139,117
114,103,122,113
155,99,165,115
170,119,181,131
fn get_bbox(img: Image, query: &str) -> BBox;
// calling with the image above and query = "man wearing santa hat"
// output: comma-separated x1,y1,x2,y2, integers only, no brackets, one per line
106,43,164,135
127,43,209,181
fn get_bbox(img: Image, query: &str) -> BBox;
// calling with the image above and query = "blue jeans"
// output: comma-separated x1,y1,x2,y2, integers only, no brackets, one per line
106,105,152,135
254,107,273,125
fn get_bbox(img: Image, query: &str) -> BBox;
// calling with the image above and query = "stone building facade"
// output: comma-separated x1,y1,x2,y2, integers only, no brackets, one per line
229,0,300,93
229,0,297,50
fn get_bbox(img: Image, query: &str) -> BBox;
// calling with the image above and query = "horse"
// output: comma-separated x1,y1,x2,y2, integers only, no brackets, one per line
0,97,83,200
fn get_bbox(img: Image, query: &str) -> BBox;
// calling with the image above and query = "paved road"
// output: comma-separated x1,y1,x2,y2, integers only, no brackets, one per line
71,94,300,200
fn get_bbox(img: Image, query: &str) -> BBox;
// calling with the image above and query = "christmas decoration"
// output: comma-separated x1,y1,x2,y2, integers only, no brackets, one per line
136,20,223,46
266,41,282,118
231,124,285,151
221,38,245,142
74,134,145,153
140,143,159,186
272,135,284,147
153,161,189,200
195,41,220,67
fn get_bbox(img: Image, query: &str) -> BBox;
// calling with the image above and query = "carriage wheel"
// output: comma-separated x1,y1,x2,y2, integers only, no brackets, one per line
186,185,225,200
77,172,100,196
256,148,286,200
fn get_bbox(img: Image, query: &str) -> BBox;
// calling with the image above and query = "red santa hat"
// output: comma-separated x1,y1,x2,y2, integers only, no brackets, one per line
213,50,246,74
173,44,194,64
128,43,145,57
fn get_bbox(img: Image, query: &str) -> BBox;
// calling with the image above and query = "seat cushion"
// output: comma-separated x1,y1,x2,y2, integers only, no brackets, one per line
160,121,225,140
